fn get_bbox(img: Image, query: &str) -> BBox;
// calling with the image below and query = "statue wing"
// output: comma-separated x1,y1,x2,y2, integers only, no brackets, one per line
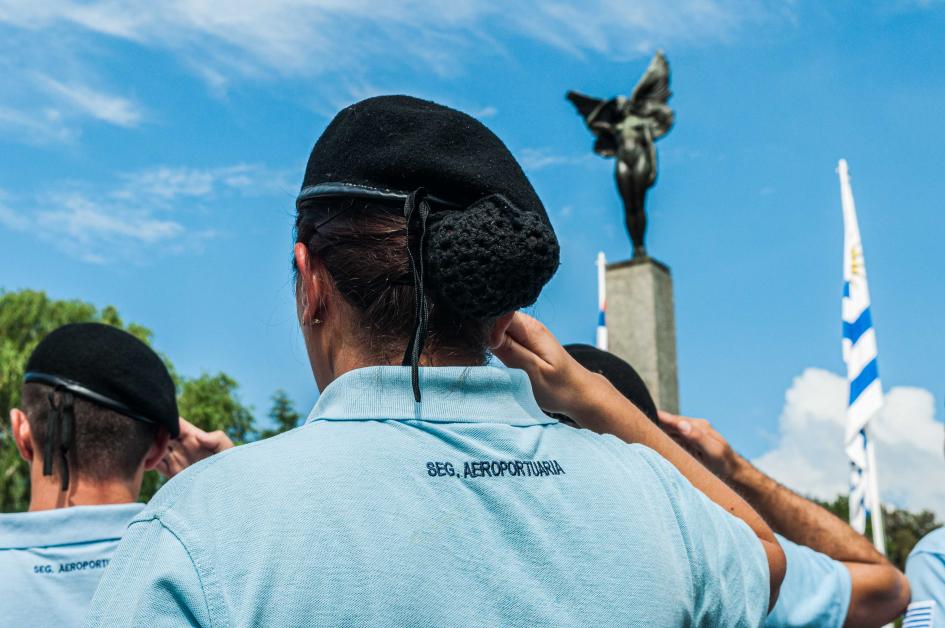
629,51,674,138
566,91,620,156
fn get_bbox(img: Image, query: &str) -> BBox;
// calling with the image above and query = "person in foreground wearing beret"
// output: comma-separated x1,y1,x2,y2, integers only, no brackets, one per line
561,344,910,627
87,96,782,627
0,323,180,628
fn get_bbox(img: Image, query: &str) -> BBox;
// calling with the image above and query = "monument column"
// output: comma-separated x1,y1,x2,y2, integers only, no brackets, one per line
605,258,679,413
567,51,679,413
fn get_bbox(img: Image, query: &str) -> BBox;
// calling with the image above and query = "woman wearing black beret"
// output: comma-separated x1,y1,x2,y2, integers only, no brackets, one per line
89,96,783,627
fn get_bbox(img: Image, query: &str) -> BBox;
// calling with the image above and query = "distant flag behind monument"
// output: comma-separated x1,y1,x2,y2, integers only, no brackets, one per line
838,159,886,553
596,252,608,350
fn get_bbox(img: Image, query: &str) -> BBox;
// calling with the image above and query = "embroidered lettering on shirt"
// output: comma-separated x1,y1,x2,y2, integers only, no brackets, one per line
426,460,565,479
33,558,111,575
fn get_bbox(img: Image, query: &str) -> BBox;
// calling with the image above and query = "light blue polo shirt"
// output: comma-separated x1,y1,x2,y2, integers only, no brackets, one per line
0,503,144,627
87,366,769,627
766,534,851,627
904,527,945,627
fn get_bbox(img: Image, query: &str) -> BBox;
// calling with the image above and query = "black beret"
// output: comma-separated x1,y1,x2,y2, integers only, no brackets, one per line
564,344,659,424
297,95,559,319
24,323,180,437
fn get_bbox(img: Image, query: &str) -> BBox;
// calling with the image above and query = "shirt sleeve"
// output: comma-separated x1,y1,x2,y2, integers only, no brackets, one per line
639,448,770,627
905,548,945,627
84,516,213,628
765,534,851,628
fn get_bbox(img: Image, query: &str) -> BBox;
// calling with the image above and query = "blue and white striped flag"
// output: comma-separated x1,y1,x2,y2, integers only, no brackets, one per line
596,252,608,350
839,159,885,544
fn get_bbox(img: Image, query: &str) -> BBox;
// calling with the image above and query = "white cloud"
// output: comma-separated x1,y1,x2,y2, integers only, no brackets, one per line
113,167,217,201
0,163,281,263
33,190,192,264
753,368,945,518
0,191,29,231
0,104,77,145
518,147,592,171
0,1,790,144
472,105,498,119
111,164,292,202
41,194,183,242
0,1,787,84
37,75,143,127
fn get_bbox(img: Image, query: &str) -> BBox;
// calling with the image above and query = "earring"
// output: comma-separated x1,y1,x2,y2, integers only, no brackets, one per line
312,318,322,325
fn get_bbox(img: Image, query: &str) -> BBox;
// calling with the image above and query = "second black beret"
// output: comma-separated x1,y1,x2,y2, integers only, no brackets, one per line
24,323,180,437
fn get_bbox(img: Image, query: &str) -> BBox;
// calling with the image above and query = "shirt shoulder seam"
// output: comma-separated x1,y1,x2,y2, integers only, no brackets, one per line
138,512,223,627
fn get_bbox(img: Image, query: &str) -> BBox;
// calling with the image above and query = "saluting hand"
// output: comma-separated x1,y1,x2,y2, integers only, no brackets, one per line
658,411,741,481
156,417,235,479
491,311,604,417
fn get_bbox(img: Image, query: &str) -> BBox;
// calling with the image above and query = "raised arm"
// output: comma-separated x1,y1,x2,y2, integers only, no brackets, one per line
492,312,785,608
156,417,235,479
659,411,910,627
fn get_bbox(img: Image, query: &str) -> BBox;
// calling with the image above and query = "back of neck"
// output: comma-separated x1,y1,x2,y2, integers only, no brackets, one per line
28,474,139,512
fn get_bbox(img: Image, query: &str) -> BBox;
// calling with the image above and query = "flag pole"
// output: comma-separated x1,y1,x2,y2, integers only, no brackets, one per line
596,252,608,350
866,436,886,554
838,158,886,555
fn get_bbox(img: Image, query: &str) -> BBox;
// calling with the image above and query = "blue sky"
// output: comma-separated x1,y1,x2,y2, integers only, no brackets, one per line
1,1,943,507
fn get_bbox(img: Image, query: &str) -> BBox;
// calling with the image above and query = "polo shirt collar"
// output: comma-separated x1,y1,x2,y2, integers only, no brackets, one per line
306,366,556,426
0,503,144,550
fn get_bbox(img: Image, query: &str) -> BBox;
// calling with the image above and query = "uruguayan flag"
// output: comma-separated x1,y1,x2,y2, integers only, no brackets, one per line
839,159,884,535
596,252,608,350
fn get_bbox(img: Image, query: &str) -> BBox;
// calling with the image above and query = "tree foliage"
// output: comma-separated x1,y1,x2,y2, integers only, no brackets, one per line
0,289,291,511
178,373,256,443
814,494,942,571
260,389,302,440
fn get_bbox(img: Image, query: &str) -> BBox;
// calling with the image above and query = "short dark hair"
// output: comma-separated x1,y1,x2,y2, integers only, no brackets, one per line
20,382,159,483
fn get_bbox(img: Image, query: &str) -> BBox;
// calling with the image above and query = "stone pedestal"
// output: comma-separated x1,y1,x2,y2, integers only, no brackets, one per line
605,257,679,413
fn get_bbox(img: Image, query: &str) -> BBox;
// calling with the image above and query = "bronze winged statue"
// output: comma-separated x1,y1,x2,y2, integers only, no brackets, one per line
567,51,674,258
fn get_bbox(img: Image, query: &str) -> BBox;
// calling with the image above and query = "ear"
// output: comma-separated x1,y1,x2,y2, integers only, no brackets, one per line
142,428,171,471
10,408,34,463
488,312,516,350
294,242,329,325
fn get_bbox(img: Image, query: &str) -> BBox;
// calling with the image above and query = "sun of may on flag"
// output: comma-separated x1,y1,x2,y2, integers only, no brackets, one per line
838,158,886,552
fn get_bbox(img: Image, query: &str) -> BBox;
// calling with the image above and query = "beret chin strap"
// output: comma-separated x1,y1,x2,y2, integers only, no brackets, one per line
44,388,75,491
299,184,438,402
401,188,432,403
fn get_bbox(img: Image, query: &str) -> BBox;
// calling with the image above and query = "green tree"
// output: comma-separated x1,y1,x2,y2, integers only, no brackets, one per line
0,289,256,511
259,389,301,440
813,494,942,571
178,373,255,443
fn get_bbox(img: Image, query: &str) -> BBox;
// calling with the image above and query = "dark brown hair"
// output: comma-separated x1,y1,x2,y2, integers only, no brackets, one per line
294,199,494,364
21,382,158,483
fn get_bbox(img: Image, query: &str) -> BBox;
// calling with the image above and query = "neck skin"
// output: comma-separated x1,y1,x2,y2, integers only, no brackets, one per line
300,293,483,393
310,332,481,393
27,460,142,512
293,243,501,394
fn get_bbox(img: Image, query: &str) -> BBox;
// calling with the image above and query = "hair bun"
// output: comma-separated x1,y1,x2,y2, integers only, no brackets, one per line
426,195,559,318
